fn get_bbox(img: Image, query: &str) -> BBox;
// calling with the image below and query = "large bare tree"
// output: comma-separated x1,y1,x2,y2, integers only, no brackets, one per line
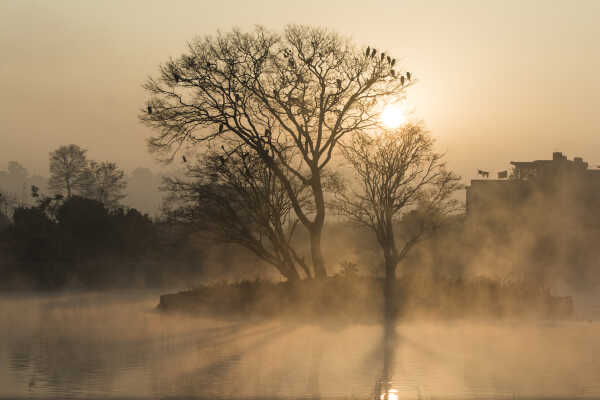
141,25,411,277
162,147,311,281
49,145,89,198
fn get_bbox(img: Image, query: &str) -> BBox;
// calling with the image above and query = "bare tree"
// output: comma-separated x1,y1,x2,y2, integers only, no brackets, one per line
49,145,89,197
337,124,462,281
141,25,411,278
82,161,127,208
162,146,311,281
337,124,461,391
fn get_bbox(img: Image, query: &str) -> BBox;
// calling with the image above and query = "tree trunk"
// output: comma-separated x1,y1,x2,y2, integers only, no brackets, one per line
309,226,327,279
268,161,327,279
283,265,301,282
66,178,72,198
309,173,327,279
280,254,301,282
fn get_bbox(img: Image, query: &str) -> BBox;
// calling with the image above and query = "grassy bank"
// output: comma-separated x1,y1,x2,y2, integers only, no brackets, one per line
158,275,574,324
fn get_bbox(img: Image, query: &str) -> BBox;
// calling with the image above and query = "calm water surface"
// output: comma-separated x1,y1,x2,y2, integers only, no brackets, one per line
1,291,599,399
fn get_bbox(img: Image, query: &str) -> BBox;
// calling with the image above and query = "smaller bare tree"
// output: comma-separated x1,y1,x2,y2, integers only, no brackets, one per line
162,146,312,281
337,124,462,281
49,145,89,197
81,161,127,208
337,124,461,390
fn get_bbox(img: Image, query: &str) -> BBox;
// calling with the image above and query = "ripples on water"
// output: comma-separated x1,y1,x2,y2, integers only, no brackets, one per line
1,291,599,399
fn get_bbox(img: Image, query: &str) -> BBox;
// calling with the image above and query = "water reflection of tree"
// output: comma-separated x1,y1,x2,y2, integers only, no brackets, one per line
336,124,462,397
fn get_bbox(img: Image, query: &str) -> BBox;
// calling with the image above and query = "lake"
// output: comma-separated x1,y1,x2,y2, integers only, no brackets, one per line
1,291,599,399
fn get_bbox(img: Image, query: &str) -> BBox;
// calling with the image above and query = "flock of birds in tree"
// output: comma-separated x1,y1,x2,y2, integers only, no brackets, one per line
149,46,414,166
365,46,410,85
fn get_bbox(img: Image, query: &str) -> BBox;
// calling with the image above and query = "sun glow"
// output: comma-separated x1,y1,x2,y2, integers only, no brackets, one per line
380,104,406,129
380,389,399,400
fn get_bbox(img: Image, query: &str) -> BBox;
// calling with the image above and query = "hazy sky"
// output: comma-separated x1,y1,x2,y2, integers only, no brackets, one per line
1,0,599,181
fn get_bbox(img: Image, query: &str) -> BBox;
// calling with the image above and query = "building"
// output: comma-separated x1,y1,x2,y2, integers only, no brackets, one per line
466,152,600,220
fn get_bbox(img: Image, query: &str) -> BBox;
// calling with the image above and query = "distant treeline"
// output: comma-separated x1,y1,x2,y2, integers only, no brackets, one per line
0,156,163,217
0,195,203,289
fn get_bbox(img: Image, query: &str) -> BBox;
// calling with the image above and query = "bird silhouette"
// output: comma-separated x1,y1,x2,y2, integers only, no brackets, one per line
406,71,411,81
400,75,405,85
365,46,370,57
147,105,152,114
182,155,187,163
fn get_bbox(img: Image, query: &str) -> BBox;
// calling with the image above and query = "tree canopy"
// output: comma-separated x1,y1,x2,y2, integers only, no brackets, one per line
141,25,413,277
49,144,89,197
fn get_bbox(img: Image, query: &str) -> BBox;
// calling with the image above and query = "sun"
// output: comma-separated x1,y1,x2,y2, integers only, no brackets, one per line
380,389,399,400
380,104,406,129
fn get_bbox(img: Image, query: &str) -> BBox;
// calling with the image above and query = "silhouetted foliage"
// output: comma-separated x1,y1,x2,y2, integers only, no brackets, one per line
0,189,17,219
0,193,202,289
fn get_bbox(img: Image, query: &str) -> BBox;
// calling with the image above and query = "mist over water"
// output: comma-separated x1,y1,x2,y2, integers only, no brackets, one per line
1,6,599,398
1,291,599,399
